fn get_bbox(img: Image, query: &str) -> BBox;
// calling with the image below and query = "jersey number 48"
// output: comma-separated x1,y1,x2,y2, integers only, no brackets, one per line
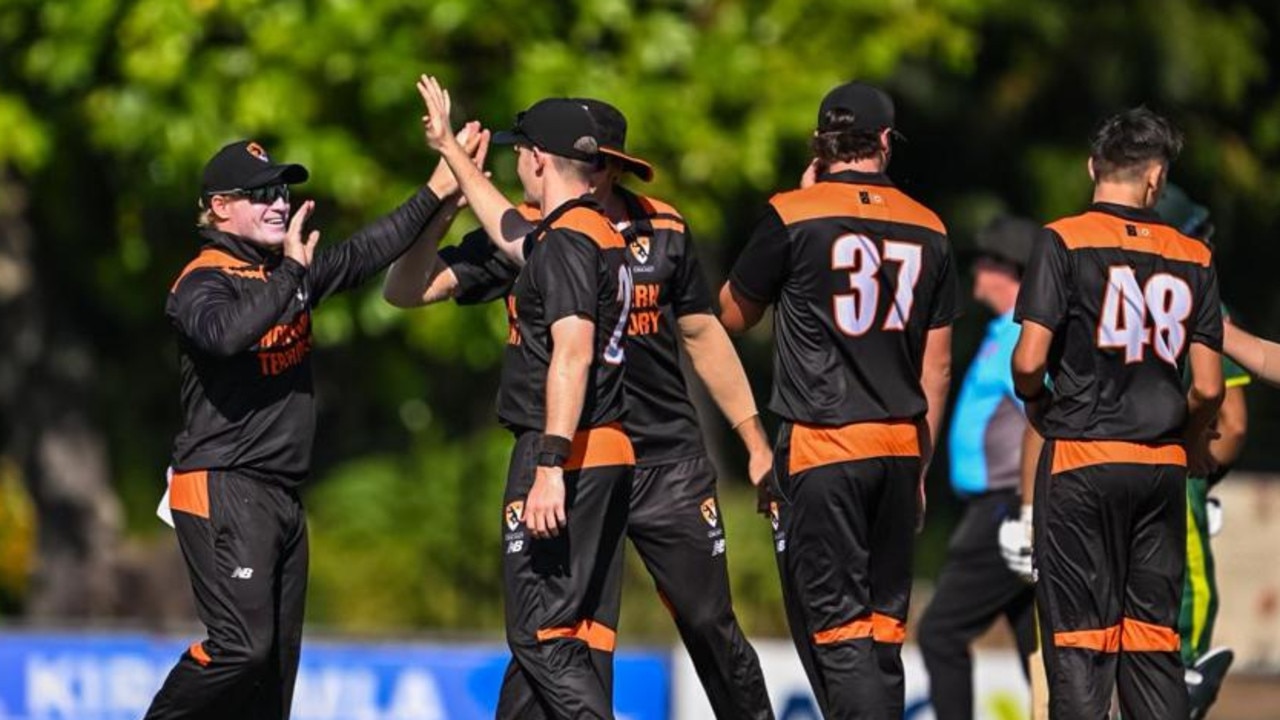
831,233,923,336
1097,265,1192,365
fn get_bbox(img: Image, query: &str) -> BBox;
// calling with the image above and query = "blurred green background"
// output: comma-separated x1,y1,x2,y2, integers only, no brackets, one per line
1,0,1278,642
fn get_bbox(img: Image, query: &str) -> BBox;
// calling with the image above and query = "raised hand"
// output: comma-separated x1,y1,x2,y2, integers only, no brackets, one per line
416,74,456,152
428,120,481,200
284,200,319,268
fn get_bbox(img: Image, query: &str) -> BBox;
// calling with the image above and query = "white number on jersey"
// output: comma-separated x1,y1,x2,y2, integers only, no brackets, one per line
831,234,924,336
1096,265,1192,364
603,264,634,365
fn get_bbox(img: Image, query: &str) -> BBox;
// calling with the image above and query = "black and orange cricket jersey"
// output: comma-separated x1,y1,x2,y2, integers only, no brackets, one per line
166,189,440,485
497,196,631,433
1015,202,1223,443
729,170,959,427
445,189,714,464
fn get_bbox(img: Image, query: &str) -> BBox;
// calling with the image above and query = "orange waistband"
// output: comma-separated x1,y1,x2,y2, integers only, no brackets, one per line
565,423,635,471
170,470,210,519
788,421,920,476
1051,440,1186,475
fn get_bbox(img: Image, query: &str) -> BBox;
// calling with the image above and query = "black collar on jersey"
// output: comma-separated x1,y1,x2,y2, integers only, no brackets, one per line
198,227,285,268
817,169,894,187
616,187,656,242
1088,202,1168,225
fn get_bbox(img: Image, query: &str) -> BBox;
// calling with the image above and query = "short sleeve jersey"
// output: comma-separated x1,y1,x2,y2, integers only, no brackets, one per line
497,197,631,434
1015,202,1223,443
729,170,959,426
443,190,715,464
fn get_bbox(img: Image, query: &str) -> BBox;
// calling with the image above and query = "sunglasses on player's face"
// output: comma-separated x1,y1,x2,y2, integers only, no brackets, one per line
215,184,290,205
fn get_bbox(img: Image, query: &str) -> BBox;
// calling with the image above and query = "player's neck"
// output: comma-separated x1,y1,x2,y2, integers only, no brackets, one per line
541,175,594,216
827,158,887,175
594,183,629,224
1092,182,1157,211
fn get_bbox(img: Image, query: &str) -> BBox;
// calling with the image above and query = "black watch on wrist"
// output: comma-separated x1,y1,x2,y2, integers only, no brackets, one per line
537,434,572,468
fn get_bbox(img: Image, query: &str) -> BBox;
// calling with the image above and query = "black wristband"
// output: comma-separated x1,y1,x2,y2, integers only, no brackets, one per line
537,434,573,468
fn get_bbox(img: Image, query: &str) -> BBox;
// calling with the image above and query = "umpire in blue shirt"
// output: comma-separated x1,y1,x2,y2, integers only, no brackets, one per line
918,216,1040,720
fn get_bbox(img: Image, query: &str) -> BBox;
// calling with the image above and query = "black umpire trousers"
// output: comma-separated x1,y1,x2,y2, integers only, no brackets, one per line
1034,439,1188,720
772,420,921,720
918,490,1036,720
496,425,634,720
145,470,308,720
629,455,773,719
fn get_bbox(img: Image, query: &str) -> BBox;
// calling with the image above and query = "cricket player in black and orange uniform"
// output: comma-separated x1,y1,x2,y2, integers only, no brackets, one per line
720,82,958,719
146,133,476,719
416,80,635,719
1012,108,1224,720
387,93,774,718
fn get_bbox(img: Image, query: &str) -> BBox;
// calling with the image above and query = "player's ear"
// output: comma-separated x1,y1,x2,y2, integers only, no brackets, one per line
1086,157,1097,183
207,194,234,222
1143,162,1166,207
879,127,892,153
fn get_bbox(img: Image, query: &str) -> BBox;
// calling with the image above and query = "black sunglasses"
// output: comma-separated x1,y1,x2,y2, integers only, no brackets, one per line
208,184,290,205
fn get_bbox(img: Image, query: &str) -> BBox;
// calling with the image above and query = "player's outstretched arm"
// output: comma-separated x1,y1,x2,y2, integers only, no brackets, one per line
678,313,773,501
383,123,490,307
417,75,534,267
1224,322,1280,386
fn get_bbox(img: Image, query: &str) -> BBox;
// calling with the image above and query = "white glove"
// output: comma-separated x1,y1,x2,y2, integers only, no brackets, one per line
1207,497,1223,537
999,504,1035,583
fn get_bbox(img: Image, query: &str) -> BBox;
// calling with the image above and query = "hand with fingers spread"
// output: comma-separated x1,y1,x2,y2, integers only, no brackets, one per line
525,466,567,539
284,200,319,268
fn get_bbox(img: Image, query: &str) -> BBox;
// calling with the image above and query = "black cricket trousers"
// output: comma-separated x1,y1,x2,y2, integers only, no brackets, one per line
145,469,308,720
772,420,921,720
1034,439,1188,720
496,425,634,720
628,455,773,719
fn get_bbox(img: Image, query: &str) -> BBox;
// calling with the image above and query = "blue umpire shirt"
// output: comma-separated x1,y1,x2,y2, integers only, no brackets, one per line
948,311,1026,497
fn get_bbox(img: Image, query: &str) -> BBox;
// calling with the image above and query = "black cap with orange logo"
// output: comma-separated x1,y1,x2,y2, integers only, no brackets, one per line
201,140,309,200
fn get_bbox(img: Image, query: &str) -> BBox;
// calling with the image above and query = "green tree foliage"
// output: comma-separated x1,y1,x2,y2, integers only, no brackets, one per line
0,0,1277,636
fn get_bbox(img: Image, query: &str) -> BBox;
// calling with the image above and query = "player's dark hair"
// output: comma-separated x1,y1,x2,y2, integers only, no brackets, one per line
1090,107,1184,182
812,109,885,165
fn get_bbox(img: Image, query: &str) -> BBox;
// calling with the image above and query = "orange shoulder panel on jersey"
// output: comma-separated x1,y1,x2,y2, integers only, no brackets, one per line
1048,212,1211,267
515,203,543,222
770,183,945,235
169,249,266,292
550,206,626,249
634,194,687,233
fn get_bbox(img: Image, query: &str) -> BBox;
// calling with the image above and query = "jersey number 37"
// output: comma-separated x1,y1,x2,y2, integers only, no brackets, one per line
831,233,923,336
1097,265,1192,365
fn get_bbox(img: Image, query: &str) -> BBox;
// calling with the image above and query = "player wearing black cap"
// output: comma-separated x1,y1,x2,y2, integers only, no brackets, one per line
720,81,958,718
387,92,775,718
415,78,634,719
1012,108,1223,719
917,216,1039,720
145,131,482,720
